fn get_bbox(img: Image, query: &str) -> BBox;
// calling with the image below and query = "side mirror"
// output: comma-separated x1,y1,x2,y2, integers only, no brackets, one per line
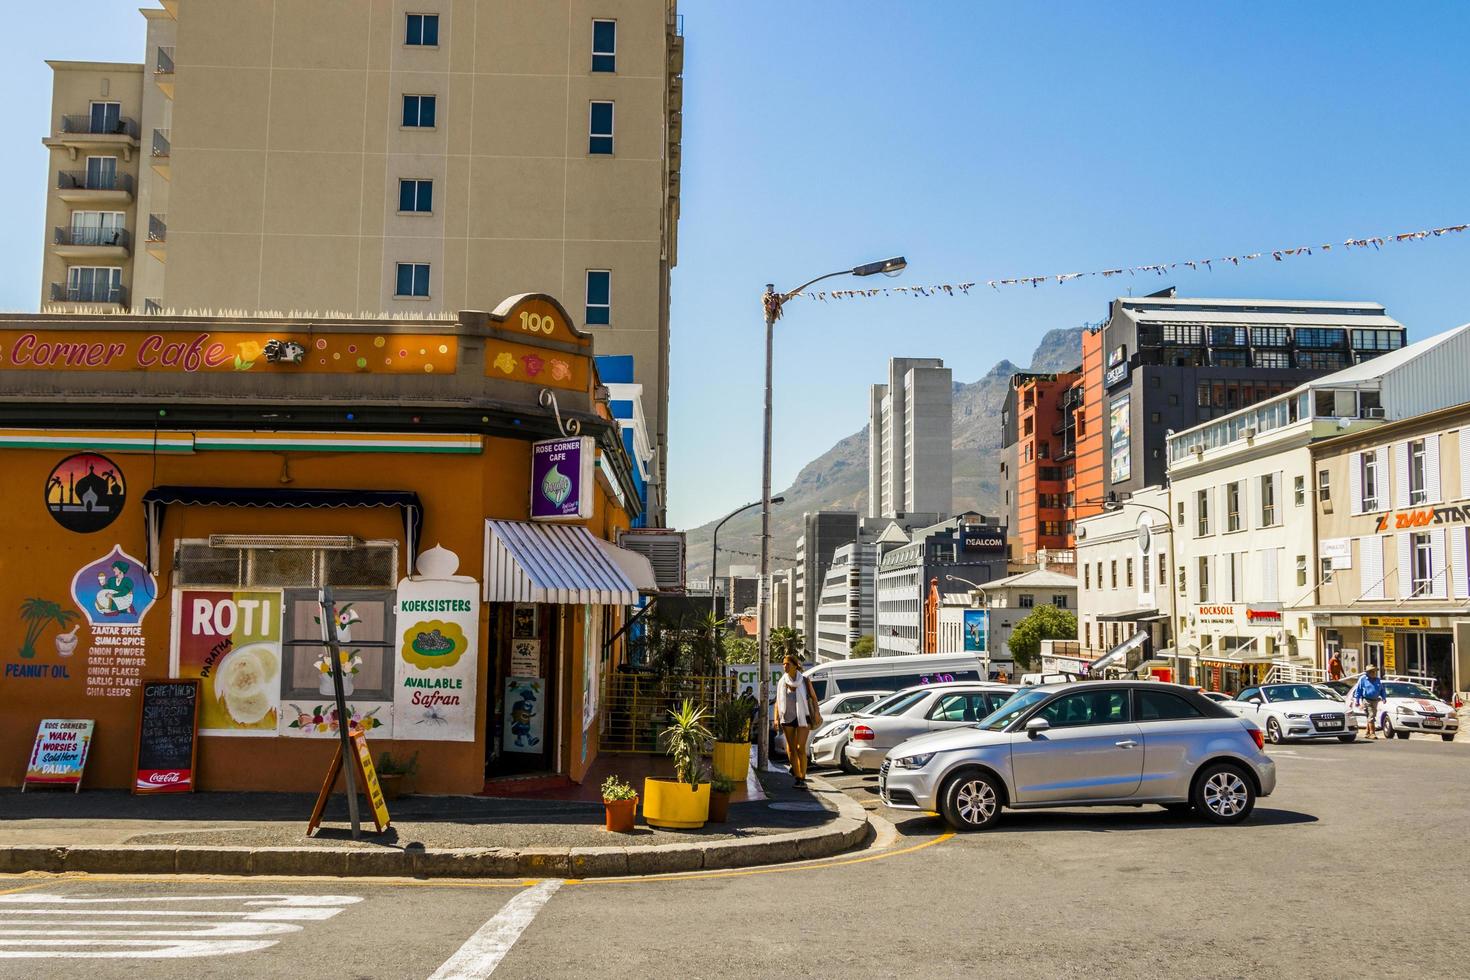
1025,717,1051,737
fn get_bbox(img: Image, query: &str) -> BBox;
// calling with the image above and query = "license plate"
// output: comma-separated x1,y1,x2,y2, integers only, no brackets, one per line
1424,719,1443,728
878,774,887,796
1317,721,1342,730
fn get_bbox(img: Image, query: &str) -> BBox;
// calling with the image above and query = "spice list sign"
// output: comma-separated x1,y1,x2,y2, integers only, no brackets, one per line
530,436,595,520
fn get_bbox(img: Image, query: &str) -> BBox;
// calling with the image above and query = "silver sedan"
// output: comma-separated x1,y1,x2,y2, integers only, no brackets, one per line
879,681,1276,831
841,682,1019,773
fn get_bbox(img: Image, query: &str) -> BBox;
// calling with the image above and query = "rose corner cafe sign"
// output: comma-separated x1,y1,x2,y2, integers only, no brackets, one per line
531,436,595,521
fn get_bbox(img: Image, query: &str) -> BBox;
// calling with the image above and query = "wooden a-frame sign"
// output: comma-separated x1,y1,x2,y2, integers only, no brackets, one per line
307,726,391,835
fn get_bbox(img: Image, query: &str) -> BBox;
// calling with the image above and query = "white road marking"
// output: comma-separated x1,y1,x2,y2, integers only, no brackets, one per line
0,893,359,959
428,880,562,979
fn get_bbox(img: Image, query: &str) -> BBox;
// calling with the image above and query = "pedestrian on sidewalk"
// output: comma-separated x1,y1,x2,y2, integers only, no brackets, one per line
775,655,820,788
1327,652,1344,682
1352,664,1387,739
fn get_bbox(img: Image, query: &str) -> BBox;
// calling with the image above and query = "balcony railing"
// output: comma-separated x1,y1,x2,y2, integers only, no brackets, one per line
49,283,129,306
152,129,171,158
149,214,167,243
57,170,135,194
156,46,175,74
54,226,132,250
60,115,140,140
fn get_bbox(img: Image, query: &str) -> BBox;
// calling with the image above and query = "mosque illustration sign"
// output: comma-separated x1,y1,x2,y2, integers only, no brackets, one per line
45,453,126,533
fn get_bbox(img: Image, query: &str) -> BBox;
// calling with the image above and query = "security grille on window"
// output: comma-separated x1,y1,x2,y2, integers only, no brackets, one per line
589,101,614,154
172,539,398,589
592,19,616,72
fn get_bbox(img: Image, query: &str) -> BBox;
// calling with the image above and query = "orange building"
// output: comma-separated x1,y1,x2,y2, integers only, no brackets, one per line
1073,325,1106,523
1001,370,1081,560
0,295,654,796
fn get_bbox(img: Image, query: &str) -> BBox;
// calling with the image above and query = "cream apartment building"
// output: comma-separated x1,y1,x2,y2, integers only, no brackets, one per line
1166,324,1470,692
40,1,683,517
1075,485,1175,666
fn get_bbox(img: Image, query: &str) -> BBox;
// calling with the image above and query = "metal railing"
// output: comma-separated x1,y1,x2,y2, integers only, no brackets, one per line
54,226,131,250
156,46,175,74
57,170,134,194
148,214,167,243
60,115,139,139
49,283,129,306
601,672,737,753
152,129,171,158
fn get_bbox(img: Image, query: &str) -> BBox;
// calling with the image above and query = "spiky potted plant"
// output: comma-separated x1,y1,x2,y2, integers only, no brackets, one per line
601,775,639,833
711,698,751,784
708,771,736,823
643,699,712,829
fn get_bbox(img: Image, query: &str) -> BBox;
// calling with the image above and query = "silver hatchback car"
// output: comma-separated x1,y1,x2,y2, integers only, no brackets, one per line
879,681,1276,831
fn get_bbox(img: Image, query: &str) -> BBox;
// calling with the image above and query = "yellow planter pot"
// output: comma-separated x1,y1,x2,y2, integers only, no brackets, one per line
642,777,710,829
712,741,750,784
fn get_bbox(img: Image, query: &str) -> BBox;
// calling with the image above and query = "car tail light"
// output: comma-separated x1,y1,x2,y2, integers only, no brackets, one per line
852,725,874,741
1246,726,1264,750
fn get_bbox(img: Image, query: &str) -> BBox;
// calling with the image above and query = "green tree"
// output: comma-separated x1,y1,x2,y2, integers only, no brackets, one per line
769,626,805,665
724,636,758,664
1007,606,1077,671
850,636,875,658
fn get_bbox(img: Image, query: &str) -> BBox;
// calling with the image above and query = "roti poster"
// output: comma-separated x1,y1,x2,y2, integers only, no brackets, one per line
172,589,282,736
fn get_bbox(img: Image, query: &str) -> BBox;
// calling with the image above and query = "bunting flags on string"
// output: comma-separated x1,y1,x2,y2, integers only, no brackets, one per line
789,222,1468,302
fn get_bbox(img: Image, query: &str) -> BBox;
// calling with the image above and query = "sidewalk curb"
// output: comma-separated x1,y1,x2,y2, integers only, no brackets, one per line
0,775,870,880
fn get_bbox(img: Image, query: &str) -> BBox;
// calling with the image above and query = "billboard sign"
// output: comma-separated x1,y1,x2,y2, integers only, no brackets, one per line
963,609,989,653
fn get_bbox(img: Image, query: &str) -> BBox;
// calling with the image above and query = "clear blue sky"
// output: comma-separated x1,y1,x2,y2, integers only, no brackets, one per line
8,3,1469,532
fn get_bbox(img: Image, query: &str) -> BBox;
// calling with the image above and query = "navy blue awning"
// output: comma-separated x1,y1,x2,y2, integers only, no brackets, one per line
142,486,423,574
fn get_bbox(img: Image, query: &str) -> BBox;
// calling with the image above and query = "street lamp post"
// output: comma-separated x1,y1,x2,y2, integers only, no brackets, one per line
757,256,906,771
710,496,783,620
1101,492,1179,681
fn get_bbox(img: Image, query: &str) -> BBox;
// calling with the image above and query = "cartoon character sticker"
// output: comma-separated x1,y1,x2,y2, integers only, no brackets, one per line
503,677,544,753
70,546,157,627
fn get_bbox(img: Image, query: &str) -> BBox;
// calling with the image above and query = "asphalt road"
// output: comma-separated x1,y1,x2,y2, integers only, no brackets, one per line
2,734,1464,979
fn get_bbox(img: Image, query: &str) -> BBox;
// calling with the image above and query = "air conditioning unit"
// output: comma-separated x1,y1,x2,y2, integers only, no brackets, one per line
1242,427,1257,440
618,529,685,593
1364,407,1386,419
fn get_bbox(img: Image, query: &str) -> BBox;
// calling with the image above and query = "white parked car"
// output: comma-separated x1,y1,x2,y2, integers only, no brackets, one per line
1372,682,1460,741
1223,683,1359,744
808,689,912,773
1313,685,1367,732
843,682,1020,772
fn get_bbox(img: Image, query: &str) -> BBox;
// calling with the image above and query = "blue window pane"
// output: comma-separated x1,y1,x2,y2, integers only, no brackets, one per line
592,54,615,72
419,181,432,213
396,263,414,296
399,180,416,212
402,96,417,126
586,271,610,305
423,15,439,46
414,264,430,296
420,96,436,128
592,21,615,71
586,305,610,326
590,102,613,132
589,136,612,154
406,14,422,45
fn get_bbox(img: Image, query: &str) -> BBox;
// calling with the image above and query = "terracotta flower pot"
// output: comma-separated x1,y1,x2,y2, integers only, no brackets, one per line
708,789,731,823
604,796,638,833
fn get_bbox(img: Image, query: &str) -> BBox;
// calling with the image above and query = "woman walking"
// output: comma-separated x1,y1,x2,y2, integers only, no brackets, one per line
774,655,820,787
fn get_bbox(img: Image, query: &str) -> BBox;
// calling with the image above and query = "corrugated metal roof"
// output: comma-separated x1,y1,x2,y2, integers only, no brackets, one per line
484,520,638,605
1313,322,1470,385
1123,309,1401,327
985,568,1079,589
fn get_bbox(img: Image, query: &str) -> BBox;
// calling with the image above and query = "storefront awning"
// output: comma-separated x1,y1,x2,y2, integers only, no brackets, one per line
141,485,422,575
592,536,658,593
484,520,638,605
1097,608,1168,622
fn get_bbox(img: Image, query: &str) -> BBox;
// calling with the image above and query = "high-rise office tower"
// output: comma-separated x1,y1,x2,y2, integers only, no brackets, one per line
868,357,953,519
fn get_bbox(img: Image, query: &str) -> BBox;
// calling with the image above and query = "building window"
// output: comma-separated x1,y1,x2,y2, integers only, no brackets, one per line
1159,553,1168,589
1084,565,1090,590
1295,327,1346,349
1226,482,1242,532
1318,470,1331,503
406,13,440,46
1150,412,1162,424
1176,501,1185,526
1361,452,1380,511
589,101,614,154
1198,557,1211,602
1110,561,1118,589
1294,475,1305,507
1297,351,1348,371
402,94,437,128
1197,489,1211,536
1411,531,1433,596
398,178,432,213
1178,565,1186,596
89,101,122,134
1125,558,1134,588
1408,439,1428,505
1253,326,1289,347
1351,329,1402,352
1095,562,1102,589
65,266,123,304
585,270,611,325
85,155,119,190
394,262,430,298
1140,553,1150,592
1163,324,1204,345
1296,554,1307,588
1260,474,1277,527
592,19,616,72
1052,595,1068,609
1254,350,1292,369
1019,594,1035,608
1319,556,1334,584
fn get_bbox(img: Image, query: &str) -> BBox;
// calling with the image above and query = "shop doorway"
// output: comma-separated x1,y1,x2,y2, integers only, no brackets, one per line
487,603,560,777
1399,631,1454,700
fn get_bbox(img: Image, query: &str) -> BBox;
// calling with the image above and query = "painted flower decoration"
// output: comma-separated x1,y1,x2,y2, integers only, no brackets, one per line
493,352,516,375
522,354,544,377
313,651,362,675
236,340,263,361
549,359,571,382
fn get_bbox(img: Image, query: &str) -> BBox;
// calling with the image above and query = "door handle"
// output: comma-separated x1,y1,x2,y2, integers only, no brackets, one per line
1115,739,1138,748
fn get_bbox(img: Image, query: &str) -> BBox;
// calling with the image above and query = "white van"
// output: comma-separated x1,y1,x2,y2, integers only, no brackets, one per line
803,653,987,702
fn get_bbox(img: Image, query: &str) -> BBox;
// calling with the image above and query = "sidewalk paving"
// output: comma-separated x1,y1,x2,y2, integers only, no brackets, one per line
0,768,869,879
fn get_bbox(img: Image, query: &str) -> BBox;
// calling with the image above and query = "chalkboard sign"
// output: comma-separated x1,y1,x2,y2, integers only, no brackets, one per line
134,679,200,794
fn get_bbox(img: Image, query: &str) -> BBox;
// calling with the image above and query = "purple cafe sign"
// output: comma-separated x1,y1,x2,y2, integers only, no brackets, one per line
530,436,596,521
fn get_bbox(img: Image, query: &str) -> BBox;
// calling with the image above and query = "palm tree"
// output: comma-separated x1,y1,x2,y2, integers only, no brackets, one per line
19,598,79,659
769,626,805,666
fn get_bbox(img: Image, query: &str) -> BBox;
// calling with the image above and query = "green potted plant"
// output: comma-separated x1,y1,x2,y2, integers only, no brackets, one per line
376,751,419,801
601,775,639,833
643,699,712,829
711,698,751,784
708,771,736,823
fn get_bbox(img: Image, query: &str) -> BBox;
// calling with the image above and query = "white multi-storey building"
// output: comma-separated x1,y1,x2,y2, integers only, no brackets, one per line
868,357,953,519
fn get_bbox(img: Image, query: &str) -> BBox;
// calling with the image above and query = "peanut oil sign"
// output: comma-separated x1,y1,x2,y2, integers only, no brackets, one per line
171,591,283,736
393,546,479,741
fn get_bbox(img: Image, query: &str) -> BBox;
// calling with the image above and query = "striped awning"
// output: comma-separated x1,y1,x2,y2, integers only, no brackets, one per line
484,520,638,605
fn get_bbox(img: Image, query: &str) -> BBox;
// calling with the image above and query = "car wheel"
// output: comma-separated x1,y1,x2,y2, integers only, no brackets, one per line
1442,734,1456,742
1192,763,1256,825
838,745,860,775
939,770,1003,832
1396,731,1410,740
1337,734,1357,743
1381,716,1394,739
1266,718,1284,744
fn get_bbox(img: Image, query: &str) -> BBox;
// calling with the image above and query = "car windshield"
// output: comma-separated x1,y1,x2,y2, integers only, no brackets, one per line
1383,683,1434,699
1262,684,1324,703
975,688,1049,731
873,691,930,716
1314,687,1345,702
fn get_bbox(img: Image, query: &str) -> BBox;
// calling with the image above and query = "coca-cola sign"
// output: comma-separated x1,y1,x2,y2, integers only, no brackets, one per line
136,769,189,789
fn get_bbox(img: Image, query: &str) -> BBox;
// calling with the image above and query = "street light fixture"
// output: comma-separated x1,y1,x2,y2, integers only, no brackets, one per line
711,495,784,619
756,255,907,771
1091,492,1180,681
